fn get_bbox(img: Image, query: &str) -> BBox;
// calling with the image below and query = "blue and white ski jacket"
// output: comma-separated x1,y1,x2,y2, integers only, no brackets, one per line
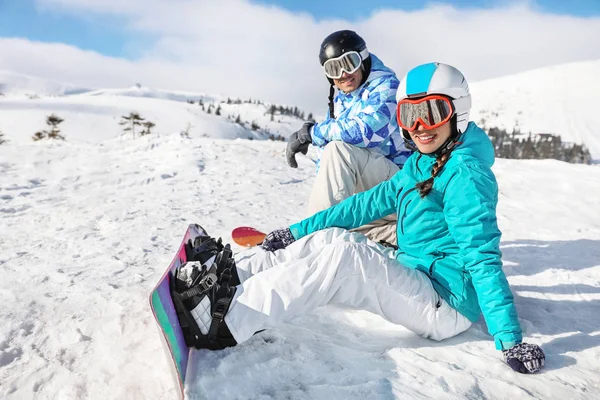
311,54,412,168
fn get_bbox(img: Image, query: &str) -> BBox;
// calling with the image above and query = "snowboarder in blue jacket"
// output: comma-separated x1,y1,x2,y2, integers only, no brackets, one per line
175,62,545,374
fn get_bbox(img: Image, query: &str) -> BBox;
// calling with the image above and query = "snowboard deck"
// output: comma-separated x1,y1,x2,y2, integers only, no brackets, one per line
232,226,266,248
149,223,207,400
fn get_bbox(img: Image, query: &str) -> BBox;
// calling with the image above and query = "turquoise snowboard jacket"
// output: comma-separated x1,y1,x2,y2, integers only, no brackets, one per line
290,122,522,350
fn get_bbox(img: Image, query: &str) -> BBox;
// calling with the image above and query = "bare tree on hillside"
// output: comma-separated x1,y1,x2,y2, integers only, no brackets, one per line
180,123,192,138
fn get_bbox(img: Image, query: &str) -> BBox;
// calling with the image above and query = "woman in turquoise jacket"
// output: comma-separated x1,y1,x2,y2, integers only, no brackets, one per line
173,63,545,374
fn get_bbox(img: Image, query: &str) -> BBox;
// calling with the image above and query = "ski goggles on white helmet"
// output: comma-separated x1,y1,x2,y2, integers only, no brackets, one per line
322,48,369,79
396,95,455,131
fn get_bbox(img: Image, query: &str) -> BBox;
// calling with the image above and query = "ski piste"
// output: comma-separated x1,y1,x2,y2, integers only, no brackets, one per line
232,226,266,248
149,223,207,400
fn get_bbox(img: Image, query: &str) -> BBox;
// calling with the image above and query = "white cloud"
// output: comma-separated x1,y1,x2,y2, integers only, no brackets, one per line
2,0,600,113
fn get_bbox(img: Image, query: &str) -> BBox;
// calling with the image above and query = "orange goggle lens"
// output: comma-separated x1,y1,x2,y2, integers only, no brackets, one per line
396,95,454,131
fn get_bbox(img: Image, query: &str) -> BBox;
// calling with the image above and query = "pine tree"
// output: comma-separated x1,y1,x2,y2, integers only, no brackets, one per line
215,105,222,116
0,130,7,145
32,114,66,141
140,121,156,136
119,112,145,139
46,114,65,140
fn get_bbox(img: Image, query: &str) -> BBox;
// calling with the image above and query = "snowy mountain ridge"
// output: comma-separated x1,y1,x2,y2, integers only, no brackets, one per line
470,59,600,159
2,59,600,160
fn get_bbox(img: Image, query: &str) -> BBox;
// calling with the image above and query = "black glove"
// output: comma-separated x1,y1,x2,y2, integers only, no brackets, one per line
261,228,296,252
503,343,545,373
286,122,315,168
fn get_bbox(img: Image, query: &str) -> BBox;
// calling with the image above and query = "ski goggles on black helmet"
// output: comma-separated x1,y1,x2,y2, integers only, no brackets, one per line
322,48,369,79
396,95,455,131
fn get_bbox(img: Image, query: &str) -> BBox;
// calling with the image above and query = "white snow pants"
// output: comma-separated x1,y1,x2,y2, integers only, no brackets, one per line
225,228,472,344
307,142,400,244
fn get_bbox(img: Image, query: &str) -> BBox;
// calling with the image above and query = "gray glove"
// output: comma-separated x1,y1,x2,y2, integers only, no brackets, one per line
286,122,315,168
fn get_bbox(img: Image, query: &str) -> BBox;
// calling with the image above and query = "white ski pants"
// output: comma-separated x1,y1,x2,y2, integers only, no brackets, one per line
225,228,472,344
307,142,400,244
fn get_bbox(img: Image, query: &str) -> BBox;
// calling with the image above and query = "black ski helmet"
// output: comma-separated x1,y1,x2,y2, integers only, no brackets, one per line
319,30,372,118
319,30,371,83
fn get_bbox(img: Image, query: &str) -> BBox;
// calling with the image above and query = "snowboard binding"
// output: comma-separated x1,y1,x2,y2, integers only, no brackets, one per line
171,235,238,350
185,235,240,286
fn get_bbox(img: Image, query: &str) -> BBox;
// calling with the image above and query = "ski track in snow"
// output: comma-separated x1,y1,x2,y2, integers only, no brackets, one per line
1,136,600,399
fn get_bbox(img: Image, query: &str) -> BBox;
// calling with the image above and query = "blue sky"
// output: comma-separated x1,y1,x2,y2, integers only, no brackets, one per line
258,0,600,19
0,0,146,57
1,0,600,59
2,0,600,112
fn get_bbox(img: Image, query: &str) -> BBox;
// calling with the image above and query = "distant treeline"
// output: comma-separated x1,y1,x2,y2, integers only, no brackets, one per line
486,126,593,164
186,96,314,141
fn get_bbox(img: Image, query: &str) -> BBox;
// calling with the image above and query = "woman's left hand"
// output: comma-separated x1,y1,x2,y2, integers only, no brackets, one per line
261,228,296,252
502,343,545,373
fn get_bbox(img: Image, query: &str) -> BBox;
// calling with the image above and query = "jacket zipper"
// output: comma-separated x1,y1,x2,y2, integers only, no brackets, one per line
396,187,403,199
400,199,412,234
398,187,416,235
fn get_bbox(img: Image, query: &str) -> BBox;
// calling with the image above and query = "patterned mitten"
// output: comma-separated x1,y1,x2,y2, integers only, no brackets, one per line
261,228,296,252
503,343,545,373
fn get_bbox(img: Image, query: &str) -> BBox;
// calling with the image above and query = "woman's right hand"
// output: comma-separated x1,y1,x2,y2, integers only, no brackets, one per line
502,342,545,373
261,228,296,252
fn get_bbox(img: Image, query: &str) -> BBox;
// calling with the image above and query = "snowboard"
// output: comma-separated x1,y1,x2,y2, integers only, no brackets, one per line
149,223,207,400
232,226,266,248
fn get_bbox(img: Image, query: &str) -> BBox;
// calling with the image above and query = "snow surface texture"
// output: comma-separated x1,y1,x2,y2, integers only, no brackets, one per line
1,131,600,400
1,62,600,399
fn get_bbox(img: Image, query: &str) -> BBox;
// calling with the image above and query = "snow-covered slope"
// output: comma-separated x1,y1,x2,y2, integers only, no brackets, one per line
1,90,309,144
1,128,599,399
471,59,600,160
0,71,91,97
0,95,285,143
3,60,600,160
1,64,600,399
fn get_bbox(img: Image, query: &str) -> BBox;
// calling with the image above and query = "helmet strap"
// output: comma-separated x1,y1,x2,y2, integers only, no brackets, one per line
359,56,371,86
328,84,336,119
402,115,462,156
401,129,418,152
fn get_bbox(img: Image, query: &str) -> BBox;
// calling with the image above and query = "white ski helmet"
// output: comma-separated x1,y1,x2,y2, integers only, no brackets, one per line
397,62,471,134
